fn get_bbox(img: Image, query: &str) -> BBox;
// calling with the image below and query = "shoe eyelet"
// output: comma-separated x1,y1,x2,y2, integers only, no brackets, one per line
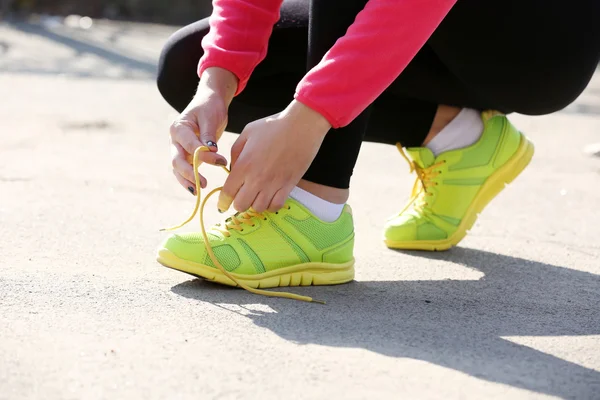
251,224,256,227
275,212,279,215
263,218,267,221
240,229,244,232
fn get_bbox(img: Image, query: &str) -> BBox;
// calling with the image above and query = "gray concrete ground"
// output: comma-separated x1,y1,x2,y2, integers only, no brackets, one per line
1,19,600,400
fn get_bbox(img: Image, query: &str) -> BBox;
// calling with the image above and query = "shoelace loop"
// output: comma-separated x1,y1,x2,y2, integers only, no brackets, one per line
215,210,264,236
214,205,292,236
161,146,324,304
396,143,446,214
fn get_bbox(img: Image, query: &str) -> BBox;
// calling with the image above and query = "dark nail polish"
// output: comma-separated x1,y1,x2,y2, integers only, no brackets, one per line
218,208,224,213
206,141,217,149
215,159,227,166
187,186,195,195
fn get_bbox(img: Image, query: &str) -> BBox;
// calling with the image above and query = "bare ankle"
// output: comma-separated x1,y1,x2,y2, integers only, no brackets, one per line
422,105,462,146
296,179,349,204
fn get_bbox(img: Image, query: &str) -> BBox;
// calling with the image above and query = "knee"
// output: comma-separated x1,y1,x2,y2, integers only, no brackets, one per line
485,60,598,116
157,22,208,112
156,41,174,98
513,74,594,116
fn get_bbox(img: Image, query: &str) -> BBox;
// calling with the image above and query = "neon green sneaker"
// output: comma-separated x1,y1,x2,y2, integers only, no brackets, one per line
157,198,355,289
384,111,534,251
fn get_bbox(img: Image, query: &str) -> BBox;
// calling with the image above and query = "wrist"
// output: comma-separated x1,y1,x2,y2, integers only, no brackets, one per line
283,100,332,137
198,67,238,105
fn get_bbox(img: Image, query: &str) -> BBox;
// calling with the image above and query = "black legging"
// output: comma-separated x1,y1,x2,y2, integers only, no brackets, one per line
158,0,599,189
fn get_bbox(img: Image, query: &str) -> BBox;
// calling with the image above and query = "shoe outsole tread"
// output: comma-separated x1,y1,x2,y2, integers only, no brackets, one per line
157,248,355,288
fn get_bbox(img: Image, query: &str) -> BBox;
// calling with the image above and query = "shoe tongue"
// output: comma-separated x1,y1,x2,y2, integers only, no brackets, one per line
407,147,435,168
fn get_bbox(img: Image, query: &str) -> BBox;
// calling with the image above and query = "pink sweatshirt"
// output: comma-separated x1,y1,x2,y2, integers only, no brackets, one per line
198,0,456,128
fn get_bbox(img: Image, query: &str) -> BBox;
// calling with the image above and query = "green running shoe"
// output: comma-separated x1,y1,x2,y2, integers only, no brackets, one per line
158,198,355,289
384,111,534,251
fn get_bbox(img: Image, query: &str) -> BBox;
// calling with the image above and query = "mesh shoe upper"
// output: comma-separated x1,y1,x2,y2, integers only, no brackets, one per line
160,198,355,275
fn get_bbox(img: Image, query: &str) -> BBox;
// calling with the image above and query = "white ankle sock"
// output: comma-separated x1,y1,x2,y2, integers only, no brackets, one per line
289,186,344,222
426,108,484,156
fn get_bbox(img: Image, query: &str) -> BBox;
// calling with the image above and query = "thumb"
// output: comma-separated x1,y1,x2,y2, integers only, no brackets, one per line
198,115,221,152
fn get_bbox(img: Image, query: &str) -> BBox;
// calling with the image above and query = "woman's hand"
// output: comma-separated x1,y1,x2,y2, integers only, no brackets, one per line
169,67,238,194
218,100,332,213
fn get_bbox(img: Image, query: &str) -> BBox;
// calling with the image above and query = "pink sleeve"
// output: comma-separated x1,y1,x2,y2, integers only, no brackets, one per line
295,0,457,128
198,0,283,95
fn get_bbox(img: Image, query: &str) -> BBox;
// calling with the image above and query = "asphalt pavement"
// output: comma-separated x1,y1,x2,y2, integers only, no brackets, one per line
1,19,599,400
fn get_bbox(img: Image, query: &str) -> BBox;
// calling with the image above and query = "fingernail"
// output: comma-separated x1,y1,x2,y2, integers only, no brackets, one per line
215,159,227,166
218,208,224,213
206,141,217,149
187,186,195,195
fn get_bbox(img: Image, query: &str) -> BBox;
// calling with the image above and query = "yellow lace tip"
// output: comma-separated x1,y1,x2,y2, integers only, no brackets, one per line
311,299,326,305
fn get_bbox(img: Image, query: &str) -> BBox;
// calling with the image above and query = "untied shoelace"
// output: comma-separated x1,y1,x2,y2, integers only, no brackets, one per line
161,146,325,304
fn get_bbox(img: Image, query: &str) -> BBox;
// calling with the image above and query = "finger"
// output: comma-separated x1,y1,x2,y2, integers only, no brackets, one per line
251,190,272,214
171,145,208,188
230,134,248,169
170,119,202,155
218,169,244,212
185,150,228,168
268,186,292,213
173,170,196,195
171,151,195,183
233,183,259,213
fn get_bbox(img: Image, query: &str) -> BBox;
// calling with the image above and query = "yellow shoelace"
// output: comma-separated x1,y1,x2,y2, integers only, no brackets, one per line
396,143,446,215
161,146,325,304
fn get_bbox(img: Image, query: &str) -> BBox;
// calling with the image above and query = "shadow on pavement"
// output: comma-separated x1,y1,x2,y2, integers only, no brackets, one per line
172,247,600,399
3,20,157,79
